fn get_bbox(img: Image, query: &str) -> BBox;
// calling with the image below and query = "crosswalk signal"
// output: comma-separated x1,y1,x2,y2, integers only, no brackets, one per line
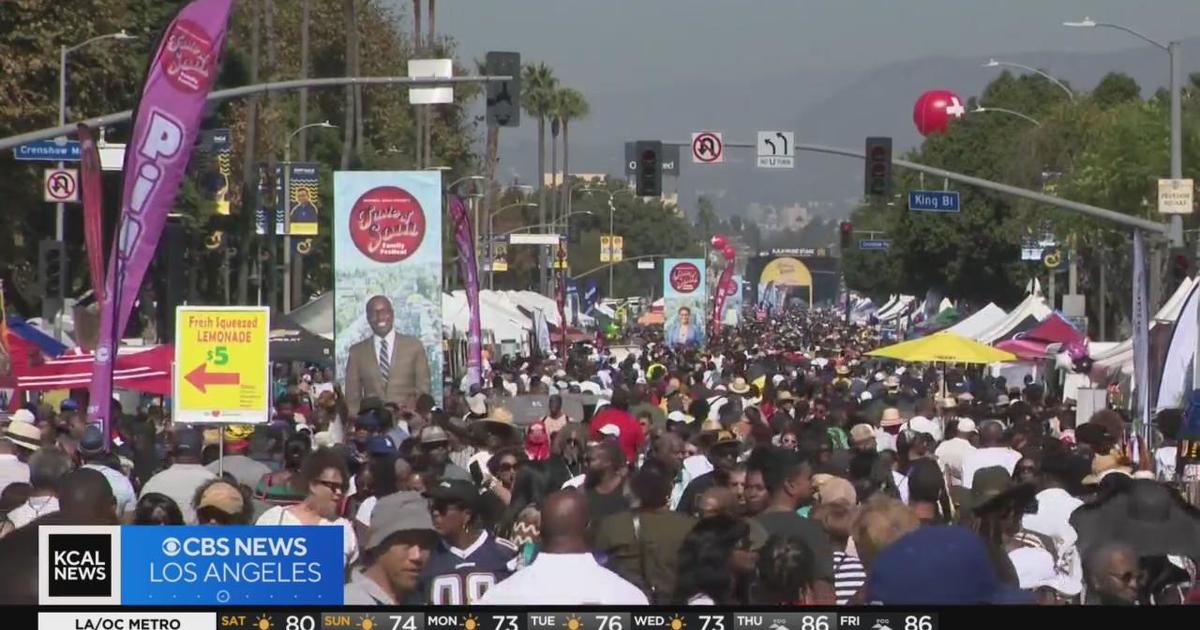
635,140,662,197
1171,247,1194,284
839,221,854,251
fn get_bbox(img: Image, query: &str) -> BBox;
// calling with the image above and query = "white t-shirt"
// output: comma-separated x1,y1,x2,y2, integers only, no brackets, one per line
139,464,217,525
961,447,1022,490
84,463,137,518
935,438,977,487
256,505,359,566
355,496,378,526
7,496,59,530
1156,446,1178,482
682,454,714,484
476,552,648,605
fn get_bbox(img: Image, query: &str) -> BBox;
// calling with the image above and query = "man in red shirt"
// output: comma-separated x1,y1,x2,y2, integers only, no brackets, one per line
589,389,645,464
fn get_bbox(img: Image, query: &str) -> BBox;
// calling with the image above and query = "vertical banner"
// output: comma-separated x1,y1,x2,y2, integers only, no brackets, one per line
77,125,106,304
583,279,600,314
88,0,236,442
723,275,743,327
254,164,271,236
194,128,231,215
663,258,706,349
1132,231,1151,440
448,194,481,390
711,258,736,340
334,172,443,409
283,163,321,236
555,244,568,358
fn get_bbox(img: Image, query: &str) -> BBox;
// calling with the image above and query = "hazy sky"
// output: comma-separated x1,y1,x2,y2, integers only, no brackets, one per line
431,1,1200,92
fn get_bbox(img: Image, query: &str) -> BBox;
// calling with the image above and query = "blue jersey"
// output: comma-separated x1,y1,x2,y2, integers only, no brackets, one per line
421,531,518,605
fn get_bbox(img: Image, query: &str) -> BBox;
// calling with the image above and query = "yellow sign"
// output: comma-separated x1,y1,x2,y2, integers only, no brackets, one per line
174,306,271,424
599,235,611,262
612,235,624,262
492,244,508,272
553,244,569,270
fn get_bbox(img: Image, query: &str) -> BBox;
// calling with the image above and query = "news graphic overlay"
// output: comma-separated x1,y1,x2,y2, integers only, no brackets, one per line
119,526,344,605
39,525,122,605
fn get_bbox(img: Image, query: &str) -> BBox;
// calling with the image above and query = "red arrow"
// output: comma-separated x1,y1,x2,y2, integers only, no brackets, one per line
185,363,241,393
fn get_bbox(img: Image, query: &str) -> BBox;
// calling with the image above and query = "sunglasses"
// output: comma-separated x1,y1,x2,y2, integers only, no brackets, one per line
313,479,347,494
497,461,520,472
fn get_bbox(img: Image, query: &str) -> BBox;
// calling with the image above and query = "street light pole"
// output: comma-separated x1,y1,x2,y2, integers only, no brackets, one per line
582,187,634,298
983,59,1074,101
57,30,136,242
487,200,537,290
971,106,1042,126
282,121,336,312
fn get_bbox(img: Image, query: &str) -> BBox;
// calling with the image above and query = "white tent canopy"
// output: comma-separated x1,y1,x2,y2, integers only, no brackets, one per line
877,295,916,322
974,294,1052,344
946,303,1007,340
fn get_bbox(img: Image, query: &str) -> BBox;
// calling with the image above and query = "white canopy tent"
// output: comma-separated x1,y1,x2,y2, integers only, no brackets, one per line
1092,277,1195,377
876,295,916,322
974,294,1052,344
946,303,1007,340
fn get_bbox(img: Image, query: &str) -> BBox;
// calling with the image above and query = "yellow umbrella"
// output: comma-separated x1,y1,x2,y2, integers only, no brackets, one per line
866,331,1017,364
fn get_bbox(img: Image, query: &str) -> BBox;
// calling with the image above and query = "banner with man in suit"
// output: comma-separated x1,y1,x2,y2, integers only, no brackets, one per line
334,172,444,411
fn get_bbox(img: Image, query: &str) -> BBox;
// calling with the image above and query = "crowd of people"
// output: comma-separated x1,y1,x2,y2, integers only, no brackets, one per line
0,308,1197,607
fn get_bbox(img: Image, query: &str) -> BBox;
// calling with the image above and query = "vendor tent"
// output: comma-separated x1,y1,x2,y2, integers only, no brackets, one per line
946,303,1007,340
995,313,1085,360
974,294,1052,344
288,292,333,339
270,312,334,362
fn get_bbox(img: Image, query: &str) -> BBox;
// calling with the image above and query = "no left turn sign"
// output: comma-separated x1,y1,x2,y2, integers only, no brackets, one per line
43,168,79,203
692,131,724,164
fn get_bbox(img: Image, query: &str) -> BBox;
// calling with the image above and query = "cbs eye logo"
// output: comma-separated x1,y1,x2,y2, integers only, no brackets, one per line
161,537,182,556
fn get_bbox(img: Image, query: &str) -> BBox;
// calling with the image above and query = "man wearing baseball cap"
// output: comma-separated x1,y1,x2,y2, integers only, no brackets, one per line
344,491,438,605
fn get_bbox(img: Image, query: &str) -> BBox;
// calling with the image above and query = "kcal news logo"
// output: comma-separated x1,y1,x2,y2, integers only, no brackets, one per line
39,526,123,605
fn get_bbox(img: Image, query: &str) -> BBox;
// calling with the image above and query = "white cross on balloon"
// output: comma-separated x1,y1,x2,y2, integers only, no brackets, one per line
945,96,965,118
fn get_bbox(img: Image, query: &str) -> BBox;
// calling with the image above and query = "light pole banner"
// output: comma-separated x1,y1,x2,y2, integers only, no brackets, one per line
333,172,444,411
722,274,743,327
663,258,706,349
88,0,236,444
448,194,482,390
283,163,321,236
1133,230,1150,429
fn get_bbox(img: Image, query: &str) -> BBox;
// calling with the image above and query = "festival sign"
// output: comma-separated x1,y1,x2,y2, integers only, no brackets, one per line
662,258,706,348
334,172,443,407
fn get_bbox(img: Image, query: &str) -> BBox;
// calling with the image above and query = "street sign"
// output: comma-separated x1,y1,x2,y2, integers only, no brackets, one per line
510,233,561,246
637,260,655,270
1158,178,1194,215
15,139,81,162
408,59,453,104
858,239,891,251
908,190,960,213
43,168,78,203
485,51,521,127
612,235,624,261
756,131,795,168
692,131,724,163
661,144,680,176
600,234,612,262
173,306,270,424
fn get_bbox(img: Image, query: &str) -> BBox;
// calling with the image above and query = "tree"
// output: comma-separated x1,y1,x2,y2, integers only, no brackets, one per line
695,196,719,241
521,62,558,289
555,87,590,219
1092,72,1140,108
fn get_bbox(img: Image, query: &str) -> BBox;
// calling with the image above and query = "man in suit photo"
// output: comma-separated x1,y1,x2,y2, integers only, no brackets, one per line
344,295,432,414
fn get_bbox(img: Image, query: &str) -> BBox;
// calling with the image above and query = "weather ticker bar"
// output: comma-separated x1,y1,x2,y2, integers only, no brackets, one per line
37,611,939,630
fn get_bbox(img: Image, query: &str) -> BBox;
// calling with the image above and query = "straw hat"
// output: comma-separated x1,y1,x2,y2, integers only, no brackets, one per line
880,408,904,428
728,377,751,395
483,407,515,427
4,421,42,451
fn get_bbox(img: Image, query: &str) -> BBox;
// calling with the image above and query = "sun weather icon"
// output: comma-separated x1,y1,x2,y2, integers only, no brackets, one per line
464,616,480,630
565,616,584,630
358,615,378,630
254,615,272,630
667,616,686,630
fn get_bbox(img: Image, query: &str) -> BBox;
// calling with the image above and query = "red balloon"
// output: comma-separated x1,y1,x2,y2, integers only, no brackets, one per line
913,89,965,136
710,234,727,250
722,245,735,260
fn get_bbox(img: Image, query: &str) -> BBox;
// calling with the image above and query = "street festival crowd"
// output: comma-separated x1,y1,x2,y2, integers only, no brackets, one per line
0,308,1198,607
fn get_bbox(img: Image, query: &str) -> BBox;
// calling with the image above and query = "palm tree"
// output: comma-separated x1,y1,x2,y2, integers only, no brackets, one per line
554,88,589,219
428,0,436,49
521,63,558,290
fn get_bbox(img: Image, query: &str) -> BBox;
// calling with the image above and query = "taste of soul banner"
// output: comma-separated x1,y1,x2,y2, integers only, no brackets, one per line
333,172,444,405
663,258,706,349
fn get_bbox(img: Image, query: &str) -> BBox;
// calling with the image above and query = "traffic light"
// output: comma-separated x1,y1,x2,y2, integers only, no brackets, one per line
38,239,67,300
635,140,662,197
485,52,521,127
864,136,893,200
1171,247,1194,284
839,221,854,251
